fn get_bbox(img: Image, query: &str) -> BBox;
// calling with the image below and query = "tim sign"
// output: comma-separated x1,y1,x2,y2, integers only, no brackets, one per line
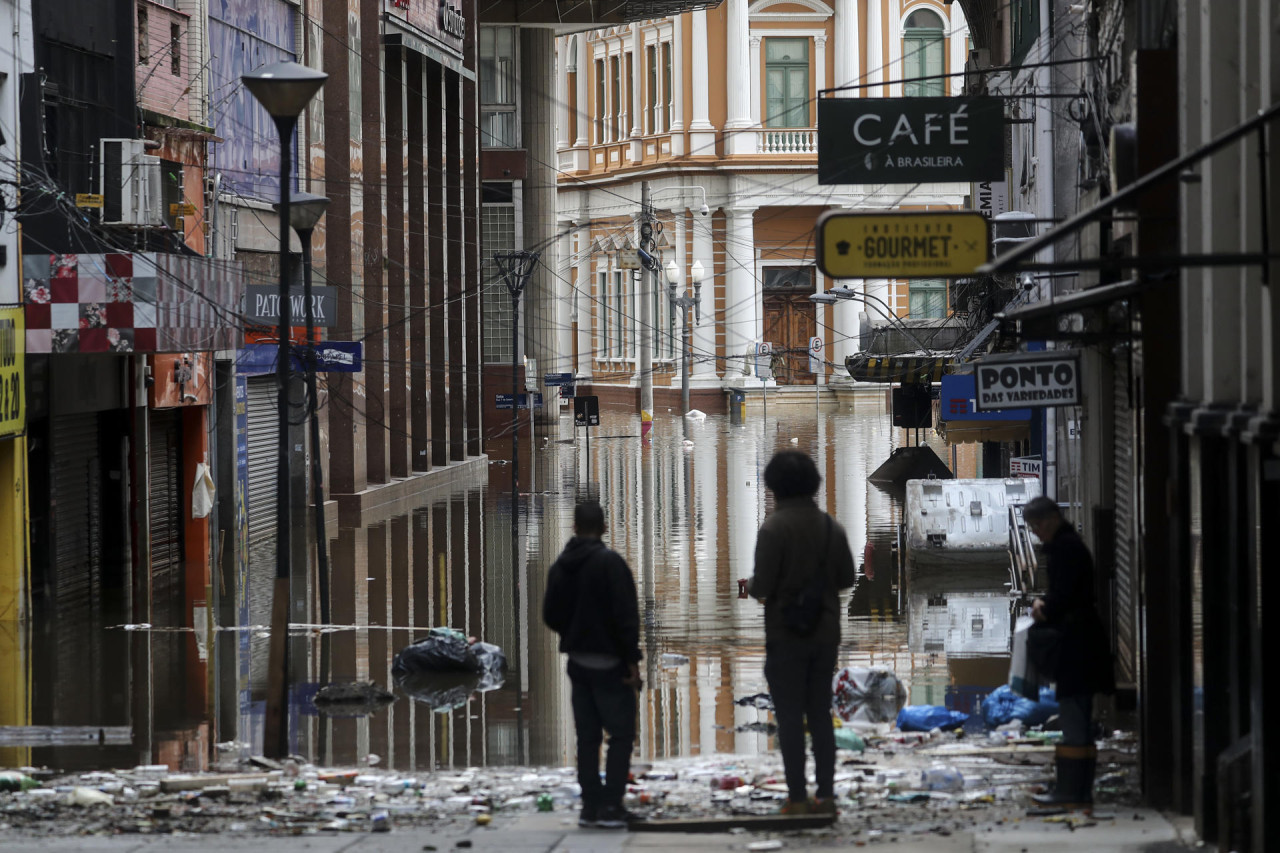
973,353,1081,411
818,96,1005,184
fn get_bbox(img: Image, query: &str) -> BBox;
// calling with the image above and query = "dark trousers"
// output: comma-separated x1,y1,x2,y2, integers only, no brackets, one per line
1058,692,1094,747
568,660,636,810
764,639,838,802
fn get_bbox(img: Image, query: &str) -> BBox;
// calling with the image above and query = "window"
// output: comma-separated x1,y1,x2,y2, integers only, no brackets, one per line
762,266,815,292
624,52,634,137
598,270,610,358
594,58,606,143
480,27,518,147
609,56,621,141
137,5,149,64
481,185,518,363
909,279,948,318
903,9,945,97
614,271,626,358
764,38,810,128
646,45,658,133
1010,0,1040,65
171,24,181,75
662,42,673,130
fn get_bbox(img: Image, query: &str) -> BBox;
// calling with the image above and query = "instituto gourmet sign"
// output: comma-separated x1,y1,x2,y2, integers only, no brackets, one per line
973,353,1081,411
818,96,1005,184
816,211,990,278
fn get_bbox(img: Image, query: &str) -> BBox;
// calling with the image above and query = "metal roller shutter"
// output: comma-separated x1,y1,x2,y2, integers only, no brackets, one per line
51,414,102,608
148,409,183,604
1112,346,1138,684
245,377,278,689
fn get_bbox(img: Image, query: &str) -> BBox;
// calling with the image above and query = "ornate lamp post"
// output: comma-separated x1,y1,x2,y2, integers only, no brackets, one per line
666,258,702,414
243,60,326,760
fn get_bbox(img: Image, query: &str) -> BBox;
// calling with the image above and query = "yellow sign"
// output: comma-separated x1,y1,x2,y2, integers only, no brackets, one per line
170,202,196,217
816,211,991,278
75,193,104,209
0,306,23,437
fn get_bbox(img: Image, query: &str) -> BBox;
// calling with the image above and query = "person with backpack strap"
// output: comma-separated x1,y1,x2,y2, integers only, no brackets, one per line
743,450,856,816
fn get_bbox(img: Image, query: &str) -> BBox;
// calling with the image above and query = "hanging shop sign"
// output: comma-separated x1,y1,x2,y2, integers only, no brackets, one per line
246,285,336,328
972,352,1081,411
0,305,24,436
816,211,990,278
818,96,1005,184
1009,456,1043,478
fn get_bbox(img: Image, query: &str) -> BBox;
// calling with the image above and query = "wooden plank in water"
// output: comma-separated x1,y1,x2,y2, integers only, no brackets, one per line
0,726,132,746
630,813,837,833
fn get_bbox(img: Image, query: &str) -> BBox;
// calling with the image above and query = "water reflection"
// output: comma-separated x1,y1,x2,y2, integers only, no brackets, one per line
13,397,1021,773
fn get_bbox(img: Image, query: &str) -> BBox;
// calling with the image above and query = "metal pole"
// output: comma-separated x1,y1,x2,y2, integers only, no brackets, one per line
264,113,296,760
301,230,330,626
639,182,654,420
681,305,690,414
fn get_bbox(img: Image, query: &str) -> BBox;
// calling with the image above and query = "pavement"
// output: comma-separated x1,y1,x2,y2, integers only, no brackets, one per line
0,808,1194,852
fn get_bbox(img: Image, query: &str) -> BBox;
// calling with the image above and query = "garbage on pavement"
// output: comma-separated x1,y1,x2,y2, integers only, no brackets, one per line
895,705,970,732
980,684,1059,728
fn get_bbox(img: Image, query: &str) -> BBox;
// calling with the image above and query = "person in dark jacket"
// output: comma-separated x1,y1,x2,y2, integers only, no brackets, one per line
542,501,641,830
745,450,856,816
1023,496,1115,809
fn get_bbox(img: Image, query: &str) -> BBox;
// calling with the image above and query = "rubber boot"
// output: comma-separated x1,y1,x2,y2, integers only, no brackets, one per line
1032,745,1095,810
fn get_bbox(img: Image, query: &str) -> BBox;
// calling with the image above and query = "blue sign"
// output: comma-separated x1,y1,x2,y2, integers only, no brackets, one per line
939,374,1031,421
560,384,575,398
543,372,574,386
495,393,543,410
235,342,364,375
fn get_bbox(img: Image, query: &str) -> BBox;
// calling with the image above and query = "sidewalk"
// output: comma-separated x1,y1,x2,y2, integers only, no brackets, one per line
0,808,1190,853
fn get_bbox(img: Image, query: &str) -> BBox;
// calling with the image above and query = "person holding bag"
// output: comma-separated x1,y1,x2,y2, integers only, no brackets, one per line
743,450,856,815
1022,496,1115,810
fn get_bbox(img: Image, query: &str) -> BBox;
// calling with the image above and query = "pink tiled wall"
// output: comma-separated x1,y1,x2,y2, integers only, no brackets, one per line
136,0,191,119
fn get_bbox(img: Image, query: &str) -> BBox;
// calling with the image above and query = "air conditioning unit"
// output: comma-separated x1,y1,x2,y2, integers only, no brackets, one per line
100,138,164,226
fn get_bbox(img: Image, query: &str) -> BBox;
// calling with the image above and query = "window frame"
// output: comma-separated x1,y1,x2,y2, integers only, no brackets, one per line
902,8,946,98
908,278,949,319
480,27,519,148
763,37,811,129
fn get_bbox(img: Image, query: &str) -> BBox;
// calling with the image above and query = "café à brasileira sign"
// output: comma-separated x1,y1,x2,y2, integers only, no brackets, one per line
818,96,1005,184
972,352,1082,412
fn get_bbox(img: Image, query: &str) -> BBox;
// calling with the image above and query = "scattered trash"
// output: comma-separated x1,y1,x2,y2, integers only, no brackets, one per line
832,667,906,724
392,628,507,676
69,787,114,806
919,766,964,793
747,841,783,850
735,693,775,710
0,772,41,792
896,705,970,733
660,653,690,667
981,684,1059,728
834,727,865,753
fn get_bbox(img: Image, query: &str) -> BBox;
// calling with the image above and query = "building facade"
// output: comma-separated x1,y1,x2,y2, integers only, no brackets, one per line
541,0,973,410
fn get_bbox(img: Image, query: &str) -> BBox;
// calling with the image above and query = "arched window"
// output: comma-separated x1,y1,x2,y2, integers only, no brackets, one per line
902,8,945,97
764,38,810,128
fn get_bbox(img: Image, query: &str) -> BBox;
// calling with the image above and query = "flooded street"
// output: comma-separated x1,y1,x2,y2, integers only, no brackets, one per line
8,395,1005,776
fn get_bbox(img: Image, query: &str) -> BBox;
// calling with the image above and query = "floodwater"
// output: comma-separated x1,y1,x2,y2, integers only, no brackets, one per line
4,395,1014,776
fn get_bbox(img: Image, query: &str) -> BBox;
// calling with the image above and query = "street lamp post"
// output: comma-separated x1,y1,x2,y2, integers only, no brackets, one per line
273,192,330,625
243,60,326,760
665,258,702,414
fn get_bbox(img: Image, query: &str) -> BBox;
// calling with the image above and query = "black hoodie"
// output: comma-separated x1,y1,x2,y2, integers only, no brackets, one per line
542,536,642,664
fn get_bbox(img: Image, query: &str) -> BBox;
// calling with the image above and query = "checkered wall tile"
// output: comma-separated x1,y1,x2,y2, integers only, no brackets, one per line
23,253,244,354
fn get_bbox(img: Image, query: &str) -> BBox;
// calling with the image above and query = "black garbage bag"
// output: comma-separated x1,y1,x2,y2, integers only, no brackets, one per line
392,631,480,676
312,681,396,717
396,672,485,713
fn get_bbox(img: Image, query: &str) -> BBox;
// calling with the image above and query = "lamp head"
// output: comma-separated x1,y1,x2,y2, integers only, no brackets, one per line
243,61,327,120
274,191,330,233
689,259,705,284
664,258,681,286
809,292,838,305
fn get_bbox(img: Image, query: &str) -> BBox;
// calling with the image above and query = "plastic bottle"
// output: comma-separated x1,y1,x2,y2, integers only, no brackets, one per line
0,771,41,792
920,766,964,793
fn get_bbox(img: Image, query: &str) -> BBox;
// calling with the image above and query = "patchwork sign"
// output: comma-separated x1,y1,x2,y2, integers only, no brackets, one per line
22,253,244,354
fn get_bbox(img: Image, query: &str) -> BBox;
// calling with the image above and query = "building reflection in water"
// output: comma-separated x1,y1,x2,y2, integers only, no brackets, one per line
12,397,1013,772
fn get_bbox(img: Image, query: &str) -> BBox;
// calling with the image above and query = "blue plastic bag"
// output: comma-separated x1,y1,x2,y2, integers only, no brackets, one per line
981,684,1059,728
896,705,970,732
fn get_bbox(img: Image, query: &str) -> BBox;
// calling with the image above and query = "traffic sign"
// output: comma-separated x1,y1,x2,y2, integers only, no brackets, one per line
495,393,543,410
754,342,774,378
574,395,600,427
816,210,990,279
543,372,574,386
808,336,823,374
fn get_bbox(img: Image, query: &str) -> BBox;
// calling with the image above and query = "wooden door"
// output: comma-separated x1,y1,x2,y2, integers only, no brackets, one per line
762,291,817,385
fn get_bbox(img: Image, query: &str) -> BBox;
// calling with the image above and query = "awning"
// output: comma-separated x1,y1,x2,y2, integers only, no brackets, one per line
938,420,1031,444
845,353,954,384
937,374,1031,445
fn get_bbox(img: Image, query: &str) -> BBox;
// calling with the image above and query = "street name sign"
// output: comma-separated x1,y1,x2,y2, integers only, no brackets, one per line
496,393,543,410
816,211,990,278
543,372,574,386
818,96,1005,184
973,353,1081,411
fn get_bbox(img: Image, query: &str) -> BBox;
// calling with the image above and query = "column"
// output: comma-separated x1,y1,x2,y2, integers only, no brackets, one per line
427,63,446,467
724,207,758,382
814,35,827,94
447,71,465,462
724,0,754,155
521,28,560,427
630,25,643,162
407,54,429,471
887,0,902,97
362,0,386,484
832,282,861,381
833,0,860,94
574,35,589,147
555,36,570,152
556,219,574,377
689,9,716,154
748,36,761,127
386,47,408,477
691,209,718,381
574,220,593,381
866,0,883,96
670,14,686,156
464,21,483,458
